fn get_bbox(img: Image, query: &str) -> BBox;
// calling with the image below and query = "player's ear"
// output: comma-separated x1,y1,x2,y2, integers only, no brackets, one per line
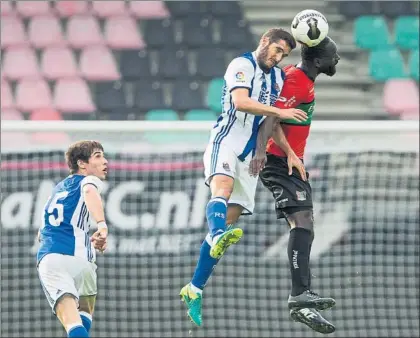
314,57,322,69
77,159,86,170
261,36,270,48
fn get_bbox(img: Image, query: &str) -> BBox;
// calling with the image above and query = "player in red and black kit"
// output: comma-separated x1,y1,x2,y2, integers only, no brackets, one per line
250,36,340,334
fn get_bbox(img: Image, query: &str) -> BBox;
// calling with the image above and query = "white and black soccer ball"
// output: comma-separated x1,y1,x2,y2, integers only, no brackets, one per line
291,9,329,47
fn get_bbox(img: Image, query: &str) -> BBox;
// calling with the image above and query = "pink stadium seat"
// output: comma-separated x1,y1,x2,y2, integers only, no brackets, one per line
54,78,96,113
66,15,104,48
383,79,419,118
1,80,14,110
129,1,169,18
31,109,70,145
15,79,53,112
30,108,63,121
55,0,89,17
1,16,28,48
1,109,23,120
91,1,127,17
1,109,30,147
1,1,14,16
41,47,79,79
104,16,145,49
79,46,120,81
28,16,65,48
2,47,40,80
15,1,51,17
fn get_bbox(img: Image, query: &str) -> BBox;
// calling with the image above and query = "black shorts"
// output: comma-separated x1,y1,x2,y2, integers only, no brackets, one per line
259,153,313,219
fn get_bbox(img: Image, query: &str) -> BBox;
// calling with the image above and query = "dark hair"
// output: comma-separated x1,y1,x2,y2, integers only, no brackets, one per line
301,36,332,62
65,140,104,174
261,28,297,50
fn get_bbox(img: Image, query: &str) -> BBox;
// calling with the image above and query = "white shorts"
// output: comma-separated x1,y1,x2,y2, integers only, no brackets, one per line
38,253,97,314
203,142,258,214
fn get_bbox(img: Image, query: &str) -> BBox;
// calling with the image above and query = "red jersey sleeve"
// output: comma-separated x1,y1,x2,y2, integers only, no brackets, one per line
274,69,311,109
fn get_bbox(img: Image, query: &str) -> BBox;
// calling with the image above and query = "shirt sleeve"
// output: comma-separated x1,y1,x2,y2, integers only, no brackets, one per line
80,175,104,194
224,57,255,92
274,73,308,109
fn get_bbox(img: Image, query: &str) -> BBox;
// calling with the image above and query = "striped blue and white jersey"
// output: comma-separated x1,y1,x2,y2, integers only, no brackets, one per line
37,174,104,265
208,52,285,161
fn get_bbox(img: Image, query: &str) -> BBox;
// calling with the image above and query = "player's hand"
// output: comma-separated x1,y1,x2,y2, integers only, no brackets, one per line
249,151,267,177
91,228,108,253
277,108,307,122
287,152,307,181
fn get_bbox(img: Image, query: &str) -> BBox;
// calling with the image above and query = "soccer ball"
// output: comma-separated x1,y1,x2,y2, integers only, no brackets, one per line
291,9,329,47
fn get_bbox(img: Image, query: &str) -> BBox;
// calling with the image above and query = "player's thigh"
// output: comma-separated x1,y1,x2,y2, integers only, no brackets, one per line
75,260,98,313
78,295,97,315
203,142,237,197
38,253,80,315
228,159,259,215
259,154,313,219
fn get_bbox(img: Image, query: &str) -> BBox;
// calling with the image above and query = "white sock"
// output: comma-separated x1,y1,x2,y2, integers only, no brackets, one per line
212,234,222,245
190,283,203,295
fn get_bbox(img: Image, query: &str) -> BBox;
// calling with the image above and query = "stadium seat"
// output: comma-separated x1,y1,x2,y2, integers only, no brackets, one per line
15,1,51,17
165,1,207,17
2,47,40,80
104,16,145,49
337,1,375,18
0,16,28,48
134,81,167,111
128,1,169,19
1,109,30,147
54,78,95,113
94,81,127,112
354,16,391,50
66,15,104,48
195,48,227,78
383,79,419,117
145,109,179,121
181,17,214,48
28,16,65,48
79,46,120,81
171,81,205,111
156,49,190,79
15,79,53,112
30,109,70,144
409,49,419,81
369,49,407,81
394,16,419,50
1,79,14,110
41,47,79,79
55,0,89,17
184,109,217,120
207,78,224,112
1,109,23,120
30,108,63,121
119,50,153,80
379,1,416,18
219,20,255,49
0,1,14,16
208,2,242,18
91,1,127,17
143,19,176,48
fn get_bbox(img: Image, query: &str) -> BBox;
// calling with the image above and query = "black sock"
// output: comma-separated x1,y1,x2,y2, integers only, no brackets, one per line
288,227,312,296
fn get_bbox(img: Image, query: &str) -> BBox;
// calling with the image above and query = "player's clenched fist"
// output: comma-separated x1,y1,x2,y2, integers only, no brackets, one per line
277,108,307,122
91,227,108,252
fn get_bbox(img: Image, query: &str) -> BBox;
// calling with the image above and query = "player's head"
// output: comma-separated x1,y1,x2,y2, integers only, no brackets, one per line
256,28,296,72
301,36,340,76
65,140,108,179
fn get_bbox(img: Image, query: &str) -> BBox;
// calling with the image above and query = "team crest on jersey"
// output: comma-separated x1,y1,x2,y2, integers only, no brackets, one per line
235,72,245,82
222,162,230,171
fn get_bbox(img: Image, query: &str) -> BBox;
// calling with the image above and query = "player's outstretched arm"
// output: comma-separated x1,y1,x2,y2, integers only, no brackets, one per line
231,88,307,121
83,184,108,252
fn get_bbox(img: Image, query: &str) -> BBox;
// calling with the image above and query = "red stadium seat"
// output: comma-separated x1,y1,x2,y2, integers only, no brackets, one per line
79,46,120,81
54,78,96,113
104,16,146,49
383,79,419,118
0,16,28,48
91,1,127,17
15,79,53,112
1,79,15,110
129,1,169,19
41,47,79,79
28,16,65,48
55,0,89,17
2,47,40,80
15,1,51,17
0,1,14,16
66,15,104,48
30,108,63,121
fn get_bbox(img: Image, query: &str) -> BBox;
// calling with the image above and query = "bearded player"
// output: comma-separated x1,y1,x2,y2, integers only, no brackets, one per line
250,36,341,334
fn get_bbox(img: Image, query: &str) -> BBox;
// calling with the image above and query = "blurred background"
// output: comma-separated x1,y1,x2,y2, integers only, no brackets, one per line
1,1,419,338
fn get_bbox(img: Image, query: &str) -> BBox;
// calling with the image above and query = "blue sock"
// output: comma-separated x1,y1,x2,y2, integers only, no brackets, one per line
79,311,92,332
191,235,220,289
206,197,227,238
68,324,89,337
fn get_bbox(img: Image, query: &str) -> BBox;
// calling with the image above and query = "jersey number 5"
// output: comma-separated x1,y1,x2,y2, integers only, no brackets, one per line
47,191,69,226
